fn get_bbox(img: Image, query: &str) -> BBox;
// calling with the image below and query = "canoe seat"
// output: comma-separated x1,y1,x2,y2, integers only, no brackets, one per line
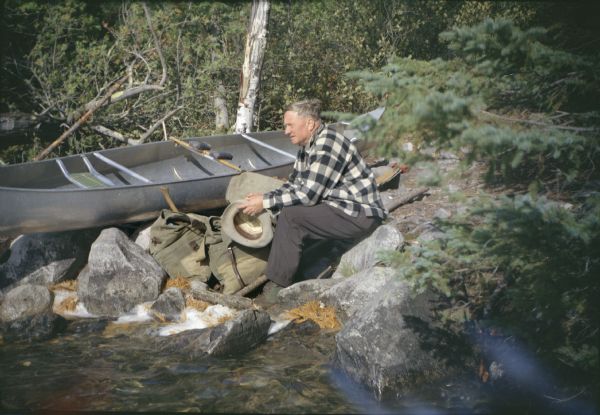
56,158,115,189
68,172,110,188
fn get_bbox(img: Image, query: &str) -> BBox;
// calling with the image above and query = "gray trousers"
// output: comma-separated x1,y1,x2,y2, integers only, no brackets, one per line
265,204,381,287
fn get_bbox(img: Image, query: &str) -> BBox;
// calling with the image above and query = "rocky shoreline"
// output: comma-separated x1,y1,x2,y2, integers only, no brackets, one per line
0,155,471,401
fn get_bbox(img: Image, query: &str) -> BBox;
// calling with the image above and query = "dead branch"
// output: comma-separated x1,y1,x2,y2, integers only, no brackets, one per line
34,74,128,161
90,125,140,145
91,106,182,146
236,275,269,297
191,287,255,310
479,110,597,133
383,187,430,213
78,1,169,118
139,106,182,143
83,84,164,113
142,2,167,87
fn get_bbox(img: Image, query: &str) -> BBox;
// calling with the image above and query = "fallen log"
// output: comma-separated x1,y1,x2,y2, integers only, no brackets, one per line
190,286,255,310
383,187,430,213
235,275,269,297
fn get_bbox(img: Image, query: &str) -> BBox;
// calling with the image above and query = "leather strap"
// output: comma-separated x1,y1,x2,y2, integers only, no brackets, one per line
227,246,246,288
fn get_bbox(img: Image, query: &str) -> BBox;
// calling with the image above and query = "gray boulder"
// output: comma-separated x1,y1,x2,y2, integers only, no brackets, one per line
205,309,272,356
321,267,396,321
0,284,65,342
0,311,67,342
77,228,166,317
278,278,339,308
132,223,153,251
332,269,444,399
157,309,271,358
0,284,53,322
332,224,404,279
0,229,99,292
150,287,186,321
414,221,446,243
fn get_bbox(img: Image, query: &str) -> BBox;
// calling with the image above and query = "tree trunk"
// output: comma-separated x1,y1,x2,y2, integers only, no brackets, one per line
214,81,229,132
235,0,270,134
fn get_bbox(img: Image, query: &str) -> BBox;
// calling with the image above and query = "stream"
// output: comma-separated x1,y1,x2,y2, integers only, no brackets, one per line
0,317,486,414
1,317,596,413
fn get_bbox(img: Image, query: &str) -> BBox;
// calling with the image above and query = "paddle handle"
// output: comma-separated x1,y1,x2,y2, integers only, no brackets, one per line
170,137,242,172
160,186,179,212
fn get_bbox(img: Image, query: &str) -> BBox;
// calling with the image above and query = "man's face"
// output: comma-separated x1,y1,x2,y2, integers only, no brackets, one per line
284,111,315,146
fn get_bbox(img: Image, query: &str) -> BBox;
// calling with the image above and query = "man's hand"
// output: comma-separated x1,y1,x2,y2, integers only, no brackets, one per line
239,193,265,216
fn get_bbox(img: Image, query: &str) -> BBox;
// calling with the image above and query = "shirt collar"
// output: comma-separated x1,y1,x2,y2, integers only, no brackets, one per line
304,122,325,151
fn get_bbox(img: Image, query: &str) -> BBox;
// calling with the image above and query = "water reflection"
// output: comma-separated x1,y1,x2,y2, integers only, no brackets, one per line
1,319,597,413
0,322,356,413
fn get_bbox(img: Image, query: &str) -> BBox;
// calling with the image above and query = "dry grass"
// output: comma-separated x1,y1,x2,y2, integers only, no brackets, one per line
152,311,168,323
284,300,341,330
50,279,78,292
185,295,210,312
165,276,191,291
55,296,78,313
217,315,234,325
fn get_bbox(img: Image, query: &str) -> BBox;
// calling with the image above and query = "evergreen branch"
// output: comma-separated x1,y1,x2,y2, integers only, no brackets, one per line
479,110,597,133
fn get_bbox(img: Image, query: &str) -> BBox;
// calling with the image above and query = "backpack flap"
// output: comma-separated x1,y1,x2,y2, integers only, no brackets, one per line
149,209,215,281
208,236,270,295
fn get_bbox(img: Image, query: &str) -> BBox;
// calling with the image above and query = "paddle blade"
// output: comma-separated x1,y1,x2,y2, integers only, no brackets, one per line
210,151,234,160
189,141,211,151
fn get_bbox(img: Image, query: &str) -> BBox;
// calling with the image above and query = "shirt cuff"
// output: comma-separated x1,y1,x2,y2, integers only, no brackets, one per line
262,193,275,209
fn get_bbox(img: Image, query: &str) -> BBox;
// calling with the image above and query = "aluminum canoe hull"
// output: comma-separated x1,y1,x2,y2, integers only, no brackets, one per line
0,131,296,236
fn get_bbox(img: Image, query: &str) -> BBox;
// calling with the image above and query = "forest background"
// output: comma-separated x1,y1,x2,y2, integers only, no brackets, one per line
1,0,599,396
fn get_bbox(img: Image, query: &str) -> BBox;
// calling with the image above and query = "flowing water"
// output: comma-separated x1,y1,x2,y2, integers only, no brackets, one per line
1,316,597,413
1,319,354,413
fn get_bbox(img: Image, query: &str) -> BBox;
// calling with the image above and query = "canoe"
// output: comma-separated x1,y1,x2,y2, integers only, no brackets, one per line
0,108,384,236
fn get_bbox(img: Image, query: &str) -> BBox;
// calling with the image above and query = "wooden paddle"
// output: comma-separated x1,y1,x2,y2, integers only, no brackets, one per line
159,186,179,212
169,137,242,172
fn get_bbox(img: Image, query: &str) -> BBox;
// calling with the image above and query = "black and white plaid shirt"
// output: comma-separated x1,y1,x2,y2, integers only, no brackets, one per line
263,123,387,219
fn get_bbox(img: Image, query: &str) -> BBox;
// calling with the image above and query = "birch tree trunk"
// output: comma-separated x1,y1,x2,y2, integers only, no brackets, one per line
235,0,270,134
214,81,229,132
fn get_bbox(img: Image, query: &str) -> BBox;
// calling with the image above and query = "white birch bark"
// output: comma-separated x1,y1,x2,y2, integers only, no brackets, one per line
235,0,270,134
214,81,229,132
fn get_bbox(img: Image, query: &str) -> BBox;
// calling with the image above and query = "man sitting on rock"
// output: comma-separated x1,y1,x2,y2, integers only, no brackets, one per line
239,99,387,287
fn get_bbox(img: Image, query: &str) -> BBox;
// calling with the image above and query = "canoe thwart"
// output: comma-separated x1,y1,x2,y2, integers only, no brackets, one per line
81,155,116,186
241,133,296,160
93,152,152,184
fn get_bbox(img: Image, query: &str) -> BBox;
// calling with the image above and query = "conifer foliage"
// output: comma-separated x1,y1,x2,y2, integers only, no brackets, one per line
359,18,599,383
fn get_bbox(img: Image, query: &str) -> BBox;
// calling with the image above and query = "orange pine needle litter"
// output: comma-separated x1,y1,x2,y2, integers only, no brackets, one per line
56,296,78,313
185,296,210,312
50,280,78,292
165,276,191,291
284,300,341,330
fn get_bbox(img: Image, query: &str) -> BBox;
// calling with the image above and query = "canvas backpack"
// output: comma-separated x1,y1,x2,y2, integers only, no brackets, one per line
208,235,270,295
149,209,222,281
205,171,284,294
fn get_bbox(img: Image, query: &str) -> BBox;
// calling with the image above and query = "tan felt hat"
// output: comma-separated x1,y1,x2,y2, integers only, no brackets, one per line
221,200,273,248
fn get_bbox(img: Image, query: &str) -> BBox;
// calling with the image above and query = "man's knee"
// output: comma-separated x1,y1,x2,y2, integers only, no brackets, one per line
278,205,308,227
